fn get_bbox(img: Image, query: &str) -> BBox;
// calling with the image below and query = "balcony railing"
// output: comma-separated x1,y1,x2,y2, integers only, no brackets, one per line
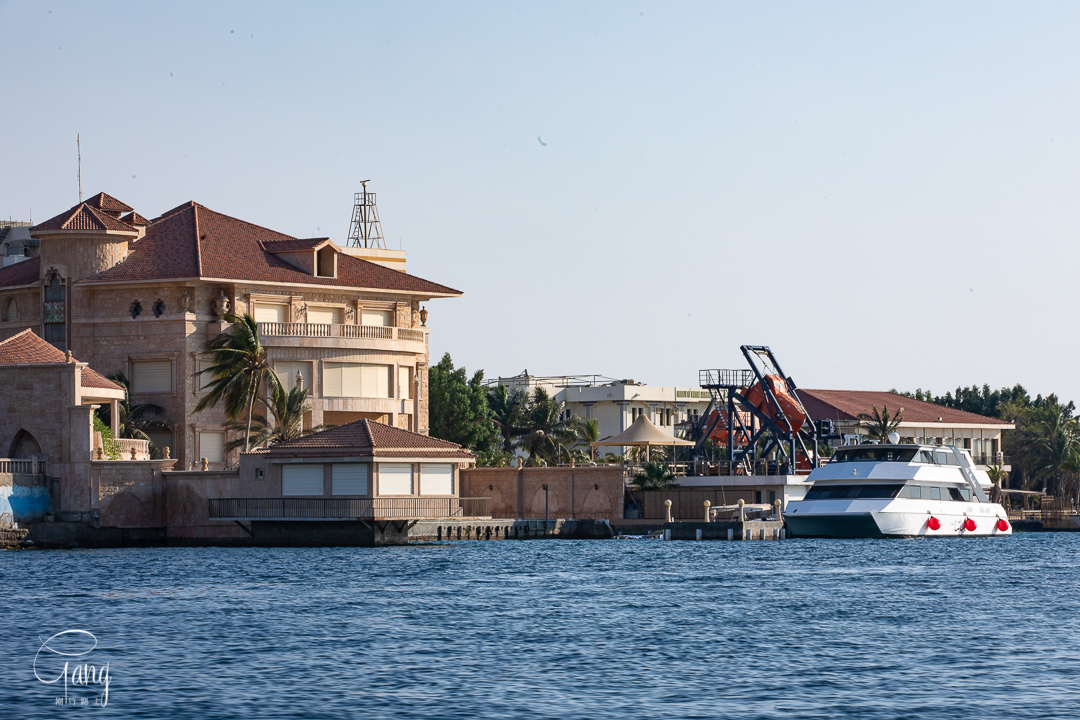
209,497,491,520
971,455,1010,467
0,458,41,474
258,322,426,343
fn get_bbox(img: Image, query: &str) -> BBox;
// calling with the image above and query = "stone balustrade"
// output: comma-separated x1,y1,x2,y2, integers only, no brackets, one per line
257,322,426,344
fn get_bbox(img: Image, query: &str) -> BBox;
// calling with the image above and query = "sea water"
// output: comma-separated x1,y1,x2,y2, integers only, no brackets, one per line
1,534,1078,719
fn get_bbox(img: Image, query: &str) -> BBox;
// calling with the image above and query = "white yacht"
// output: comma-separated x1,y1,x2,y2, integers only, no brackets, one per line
785,438,1013,538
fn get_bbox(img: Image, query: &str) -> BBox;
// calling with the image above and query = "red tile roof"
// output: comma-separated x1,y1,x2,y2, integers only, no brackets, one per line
0,329,122,391
798,389,1009,426
79,202,461,296
30,203,137,234
266,419,474,459
0,257,40,288
262,238,331,252
120,211,152,227
83,192,134,214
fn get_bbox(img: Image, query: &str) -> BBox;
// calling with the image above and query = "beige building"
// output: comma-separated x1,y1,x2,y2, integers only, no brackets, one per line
0,191,461,471
494,372,711,448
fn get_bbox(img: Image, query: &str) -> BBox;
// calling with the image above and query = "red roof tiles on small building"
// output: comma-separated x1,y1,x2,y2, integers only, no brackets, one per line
30,203,137,234
798,389,1009,426
266,419,474,459
83,192,134,215
120,211,152,227
0,329,123,391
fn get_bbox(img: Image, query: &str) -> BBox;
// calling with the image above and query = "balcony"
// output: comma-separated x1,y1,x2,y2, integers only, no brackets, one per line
257,322,427,350
209,497,491,520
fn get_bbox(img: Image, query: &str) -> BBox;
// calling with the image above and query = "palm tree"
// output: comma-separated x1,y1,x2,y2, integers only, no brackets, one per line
196,313,283,452
858,404,903,443
517,387,579,464
985,463,1010,502
487,385,528,454
94,373,171,455
577,417,600,461
1031,407,1080,496
224,385,332,451
631,462,678,490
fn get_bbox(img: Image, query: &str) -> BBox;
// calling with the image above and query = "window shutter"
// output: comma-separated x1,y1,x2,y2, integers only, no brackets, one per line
361,309,393,327
332,464,368,495
282,465,324,496
253,303,288,324
199,432,224,463
323,363,343,397
342,364,364,397
132,360,172,393
307,307,342,325
420,464,454,495
398,367,411,400
275,362,312,393
378,464,413,495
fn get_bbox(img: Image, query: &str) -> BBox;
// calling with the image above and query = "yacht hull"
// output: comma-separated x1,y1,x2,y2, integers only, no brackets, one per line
785,506,1013,539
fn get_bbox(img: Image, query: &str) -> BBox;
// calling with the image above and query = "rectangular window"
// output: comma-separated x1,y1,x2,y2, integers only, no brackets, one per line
379,463,413,495
282,464,324,496
275,361,313,394
132,360,172,393
909,485,922,499
930,487,941,500
253,303,289,324
196,358,215,391
324,362,391,398
332,464,368,495
199,431,224,463
399,366,412,400
361,309,393,327
420,464,454,495
307,306,342,325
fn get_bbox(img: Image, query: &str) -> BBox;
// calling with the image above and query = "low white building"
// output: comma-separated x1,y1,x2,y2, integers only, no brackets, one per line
492,372,711,447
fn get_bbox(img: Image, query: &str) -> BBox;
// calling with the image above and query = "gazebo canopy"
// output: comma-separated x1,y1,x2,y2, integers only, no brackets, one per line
591,414,694,447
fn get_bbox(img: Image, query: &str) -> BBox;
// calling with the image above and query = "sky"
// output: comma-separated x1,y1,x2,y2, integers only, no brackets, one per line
2,1,1078,404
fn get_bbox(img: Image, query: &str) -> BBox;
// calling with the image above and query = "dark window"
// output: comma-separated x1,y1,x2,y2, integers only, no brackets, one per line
152,299,165,317
832,448,917,463
805,484,903,500
948,487,972,502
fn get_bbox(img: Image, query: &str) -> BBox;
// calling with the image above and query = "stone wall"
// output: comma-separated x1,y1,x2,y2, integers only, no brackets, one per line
459,466,625,521
0,472,50,526
93,460,175,528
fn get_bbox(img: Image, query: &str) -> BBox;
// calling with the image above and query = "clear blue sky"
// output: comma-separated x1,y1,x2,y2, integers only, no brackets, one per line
2,1,1078,405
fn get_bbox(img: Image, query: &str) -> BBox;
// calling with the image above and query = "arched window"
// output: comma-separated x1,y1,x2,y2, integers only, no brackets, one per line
43,272,66,350
1,296,16,323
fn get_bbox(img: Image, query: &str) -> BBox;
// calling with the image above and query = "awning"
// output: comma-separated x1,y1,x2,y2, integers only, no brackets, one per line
591,414,694,447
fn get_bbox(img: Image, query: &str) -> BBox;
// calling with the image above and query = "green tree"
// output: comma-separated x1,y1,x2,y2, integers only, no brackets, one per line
486,384,528,454
858,404,904,443
517,387,579,464
631,461,678,490
428,353,498,454
224,385,332,451
94,373,171,456
195,313,283,452
577,417,600,461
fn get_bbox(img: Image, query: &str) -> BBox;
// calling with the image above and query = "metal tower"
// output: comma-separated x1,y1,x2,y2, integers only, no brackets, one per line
346,180,385,249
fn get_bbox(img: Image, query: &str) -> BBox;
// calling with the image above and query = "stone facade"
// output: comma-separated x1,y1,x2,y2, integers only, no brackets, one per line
0,193,461,474
459,466,626,521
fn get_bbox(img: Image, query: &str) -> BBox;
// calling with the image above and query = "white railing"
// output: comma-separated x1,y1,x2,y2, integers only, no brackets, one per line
258,322,426,343
340,325,393,340
259,322,332,338
116,439,151,460
0,458,41,474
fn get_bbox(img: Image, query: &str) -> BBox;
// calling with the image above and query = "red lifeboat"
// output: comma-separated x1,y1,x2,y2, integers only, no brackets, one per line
742,375,806,434
704,411,750,446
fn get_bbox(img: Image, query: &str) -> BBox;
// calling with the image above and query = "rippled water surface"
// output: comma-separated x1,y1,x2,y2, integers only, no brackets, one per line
2,535,1079,719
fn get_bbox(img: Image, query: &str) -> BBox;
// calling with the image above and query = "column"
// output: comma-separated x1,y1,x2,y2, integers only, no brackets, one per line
110,399,120,436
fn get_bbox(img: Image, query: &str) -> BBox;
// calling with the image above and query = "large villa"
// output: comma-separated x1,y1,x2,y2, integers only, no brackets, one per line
0,192,460,471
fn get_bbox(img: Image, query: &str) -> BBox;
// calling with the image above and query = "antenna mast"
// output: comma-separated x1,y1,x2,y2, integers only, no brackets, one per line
77,134,82,203
346,180,385,249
